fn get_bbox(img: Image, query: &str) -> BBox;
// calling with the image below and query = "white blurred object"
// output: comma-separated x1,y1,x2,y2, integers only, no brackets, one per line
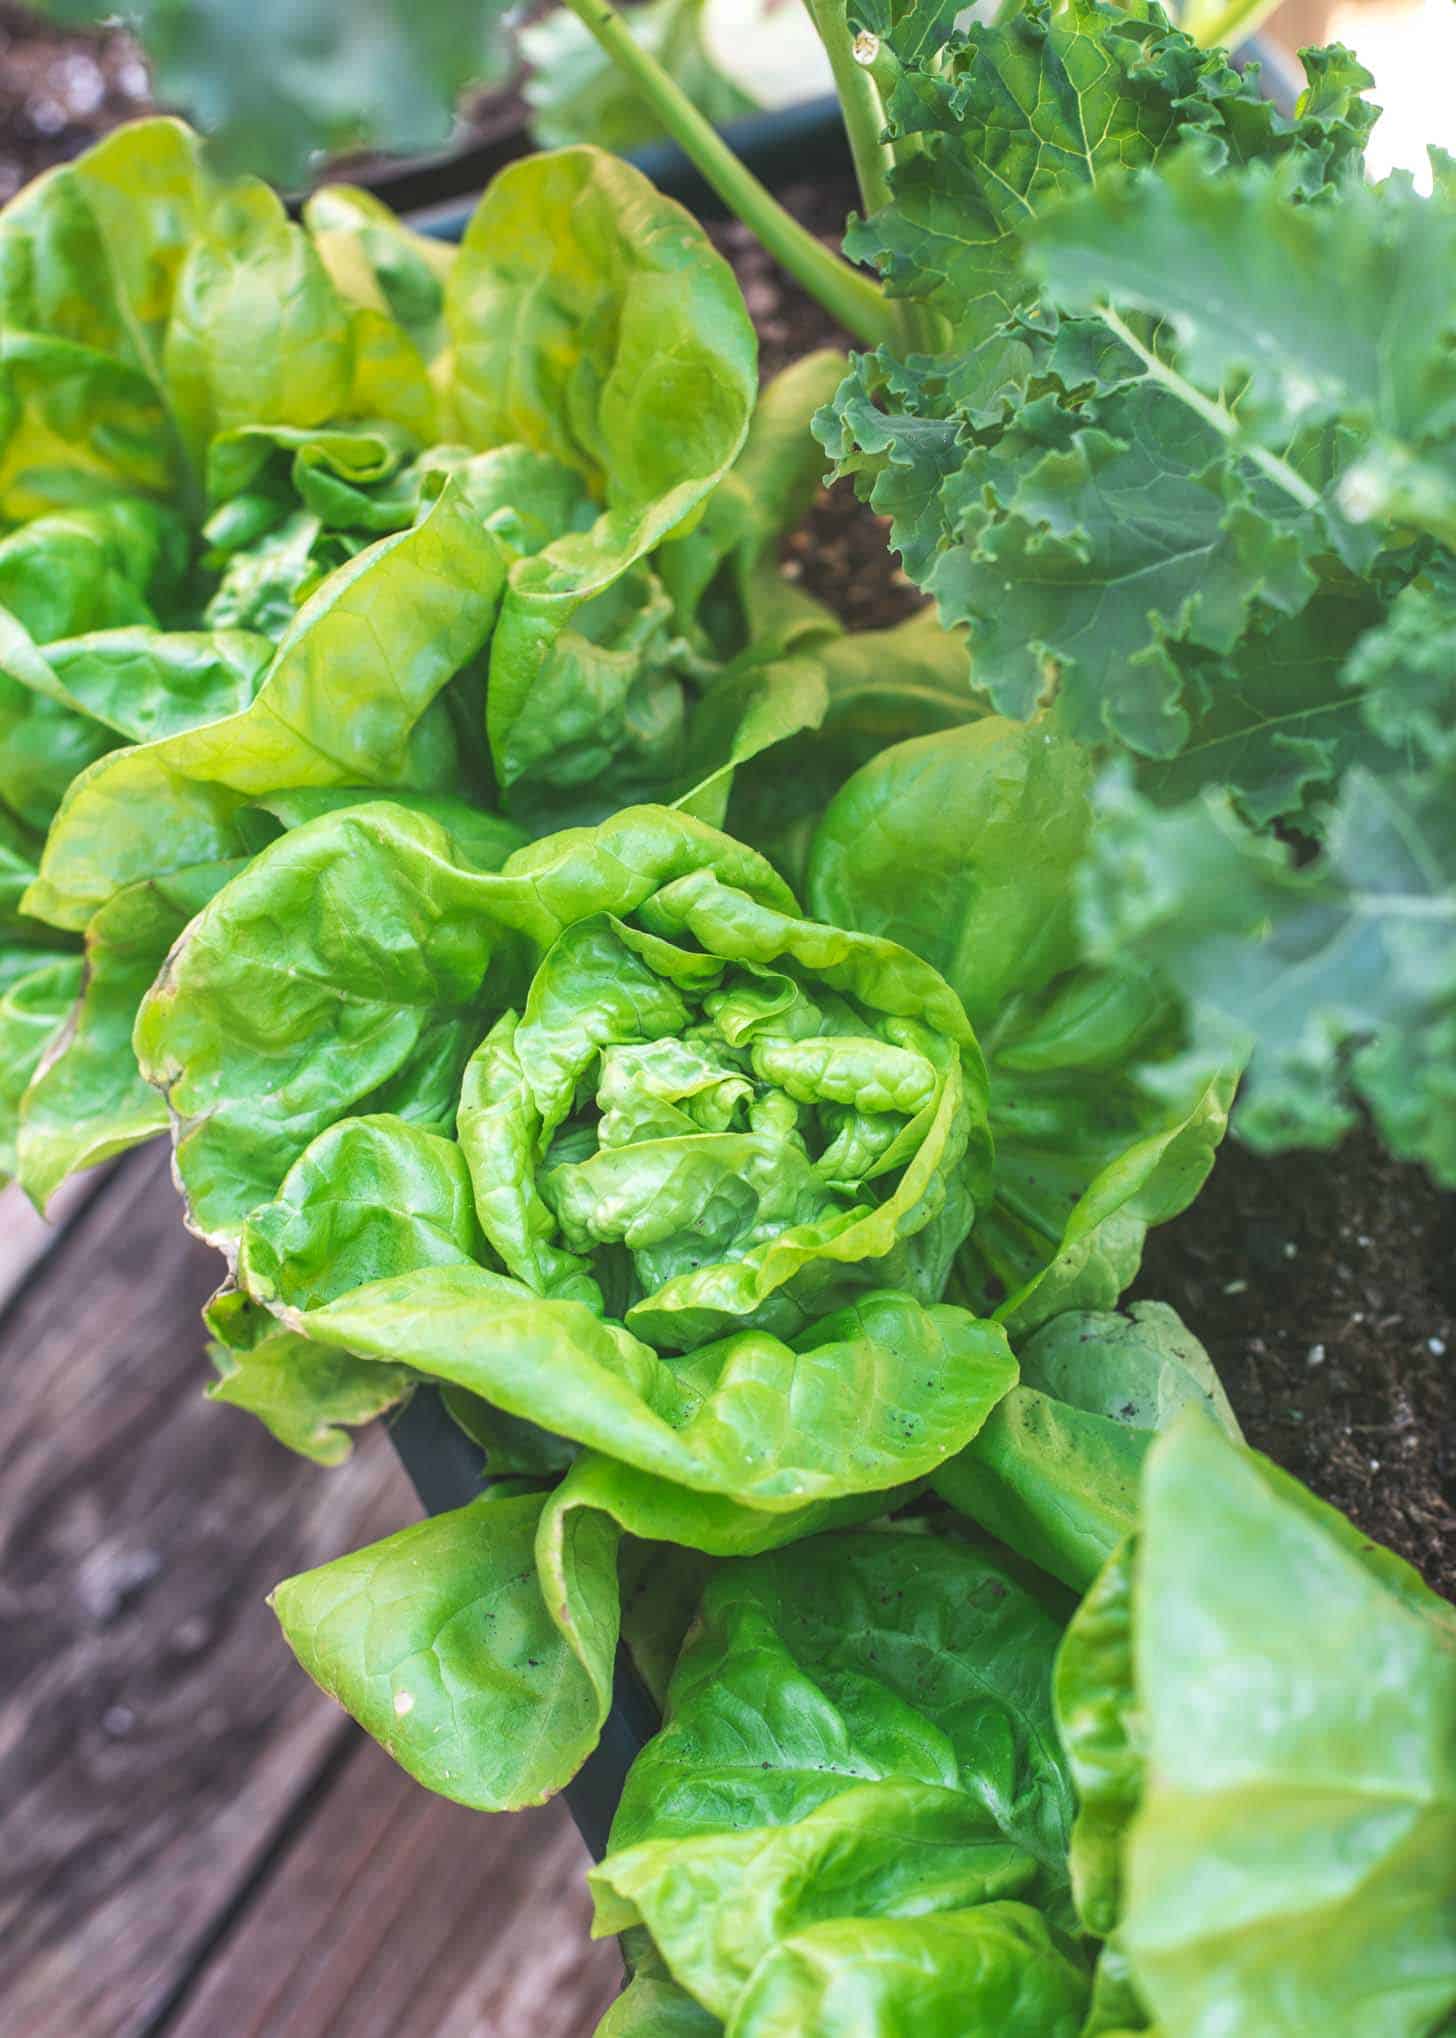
1326,0,1456,190
701,0,835,108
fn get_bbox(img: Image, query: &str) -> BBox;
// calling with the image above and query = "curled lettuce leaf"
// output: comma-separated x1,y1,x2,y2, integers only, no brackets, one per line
264,1270,1014,1515
204,1288,416,1468
808,719,1231,1330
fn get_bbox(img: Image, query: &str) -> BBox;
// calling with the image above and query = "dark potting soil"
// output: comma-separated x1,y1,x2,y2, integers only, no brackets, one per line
1136,1135,1455,1599
708,178,926,634
1,48,1447,1595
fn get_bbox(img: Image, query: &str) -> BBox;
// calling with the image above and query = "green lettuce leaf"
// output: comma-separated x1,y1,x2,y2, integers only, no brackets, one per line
461,150,757,801
727,605,976,890
1119,1415,1456,2035
16,857,241,1207
275,1273,1015,1513
933,1301,1239,1591
724,1905,1088,2035
0,950,83,1177
204,1288,416,1468
270,1491,605,1810
593,1527,1081,2026
1054,1536,1140,1940
594,1972,721,2038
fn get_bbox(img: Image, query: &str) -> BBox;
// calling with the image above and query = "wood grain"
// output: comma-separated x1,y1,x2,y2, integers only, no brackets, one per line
168,1739,620,2038
1,1146,621,2038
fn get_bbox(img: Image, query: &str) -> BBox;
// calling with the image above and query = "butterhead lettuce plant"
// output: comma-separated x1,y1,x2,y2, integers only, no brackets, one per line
132,715,1232,1820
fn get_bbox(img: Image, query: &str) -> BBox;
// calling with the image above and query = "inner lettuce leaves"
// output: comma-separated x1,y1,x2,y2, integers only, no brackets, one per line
135,801,994,1292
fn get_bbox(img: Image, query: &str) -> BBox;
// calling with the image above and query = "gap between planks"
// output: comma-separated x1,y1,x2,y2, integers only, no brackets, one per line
1,1143,621,2037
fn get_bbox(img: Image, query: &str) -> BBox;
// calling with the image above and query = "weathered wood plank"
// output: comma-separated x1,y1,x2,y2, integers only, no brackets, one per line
1,1145,624,2038
167,1738,621,2038
0,1149,411,2036
0,1168,112,1313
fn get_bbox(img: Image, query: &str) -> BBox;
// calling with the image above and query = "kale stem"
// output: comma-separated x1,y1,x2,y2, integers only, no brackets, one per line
1182,0,1291,58
559,0,904,349
1098,305,1321,511
801,0,895,220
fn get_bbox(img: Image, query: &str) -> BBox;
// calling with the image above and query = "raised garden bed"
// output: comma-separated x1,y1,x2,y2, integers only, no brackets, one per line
3,5,1454,2033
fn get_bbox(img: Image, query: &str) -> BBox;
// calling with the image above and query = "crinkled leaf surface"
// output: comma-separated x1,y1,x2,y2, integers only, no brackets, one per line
594,1528,1080,2025
134,803,789,1245
607,1530,1075,1884
287,1273,1015,1511
1081,763,1456,1184
725,1903,1088,2036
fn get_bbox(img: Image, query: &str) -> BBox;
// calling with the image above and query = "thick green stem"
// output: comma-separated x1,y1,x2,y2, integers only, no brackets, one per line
1182,0,1290,56
802,0,894,219
560,0,903,349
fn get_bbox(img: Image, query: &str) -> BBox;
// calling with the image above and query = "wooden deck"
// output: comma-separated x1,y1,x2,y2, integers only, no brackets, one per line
1,1146,623,2038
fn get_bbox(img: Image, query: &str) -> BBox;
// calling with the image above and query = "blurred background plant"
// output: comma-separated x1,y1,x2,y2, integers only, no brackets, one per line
5,0,1449,203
